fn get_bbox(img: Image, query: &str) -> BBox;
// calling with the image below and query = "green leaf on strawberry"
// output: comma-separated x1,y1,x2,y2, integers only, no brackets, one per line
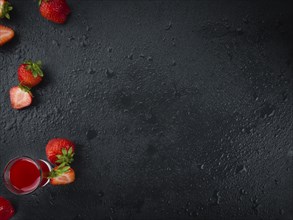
0,0,13,20
47,163,70,178
55,147,75,166
24,60,44,78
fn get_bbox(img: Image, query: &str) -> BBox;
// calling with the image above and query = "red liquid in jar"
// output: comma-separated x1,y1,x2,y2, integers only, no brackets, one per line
9,158,40,193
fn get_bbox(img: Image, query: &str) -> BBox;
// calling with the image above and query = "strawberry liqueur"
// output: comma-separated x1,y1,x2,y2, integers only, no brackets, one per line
9,158,40,193
3,157,51,195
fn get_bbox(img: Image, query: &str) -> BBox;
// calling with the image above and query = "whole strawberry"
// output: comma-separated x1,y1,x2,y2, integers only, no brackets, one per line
0,0,13,19
18,61,44,88
46,138,75,165
0,197,15,220
39,0,70,24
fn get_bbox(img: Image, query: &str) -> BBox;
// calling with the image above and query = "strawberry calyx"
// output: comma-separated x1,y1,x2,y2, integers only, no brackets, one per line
0,1,13,19
18,84,33,96
38,0,49,6
24,60,44,78
47,163,70,178
55,147,75,166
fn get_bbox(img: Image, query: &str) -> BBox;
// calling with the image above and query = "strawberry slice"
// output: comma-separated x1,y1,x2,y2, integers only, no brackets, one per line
9,85,33,110
0,25,14,46
49,166,75,185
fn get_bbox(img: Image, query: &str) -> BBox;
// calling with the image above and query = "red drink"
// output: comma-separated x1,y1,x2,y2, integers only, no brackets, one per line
9,158,40,193
3,157,51,195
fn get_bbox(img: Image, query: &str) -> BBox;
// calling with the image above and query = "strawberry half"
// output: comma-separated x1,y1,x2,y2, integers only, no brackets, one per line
0,25,14,46
39,0,70,24
0,0,13,19
9,85,33,110
49,165,75,185
18,61,44,88
0,197,15,220
46,138,75,165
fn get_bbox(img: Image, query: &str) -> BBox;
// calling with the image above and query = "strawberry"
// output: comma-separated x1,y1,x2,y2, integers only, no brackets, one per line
46,138,75,165
0,25,14,46
0,197,15,220
49,165,75,185
39,0,70,24
9,85,33,110
18,61,44,88
0,0,13,19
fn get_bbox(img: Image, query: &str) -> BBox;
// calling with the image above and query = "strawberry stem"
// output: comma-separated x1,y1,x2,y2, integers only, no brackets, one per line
38,0,49,6
47,163,70,179
0,1,13,20
24,60,44,78
18,84,31,93
55,147,75,165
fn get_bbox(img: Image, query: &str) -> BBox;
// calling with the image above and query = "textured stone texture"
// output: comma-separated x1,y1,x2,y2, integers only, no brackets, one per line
0,1,292,220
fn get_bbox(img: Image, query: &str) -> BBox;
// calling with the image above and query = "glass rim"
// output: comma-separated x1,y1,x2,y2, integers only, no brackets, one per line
38,159,52,187
3,156,43,195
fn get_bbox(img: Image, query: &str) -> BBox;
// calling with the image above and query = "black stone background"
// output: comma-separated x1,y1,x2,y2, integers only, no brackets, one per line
0,1,292,220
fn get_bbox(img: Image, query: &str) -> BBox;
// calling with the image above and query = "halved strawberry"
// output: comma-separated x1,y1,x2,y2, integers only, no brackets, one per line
0,0,13,19
49,166,75,185
9,85,33,110
46,138,75,165
0,25,14,46
18,61,44,88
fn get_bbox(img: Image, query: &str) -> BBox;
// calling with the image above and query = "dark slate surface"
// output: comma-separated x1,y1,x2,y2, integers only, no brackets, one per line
0,1,292,220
